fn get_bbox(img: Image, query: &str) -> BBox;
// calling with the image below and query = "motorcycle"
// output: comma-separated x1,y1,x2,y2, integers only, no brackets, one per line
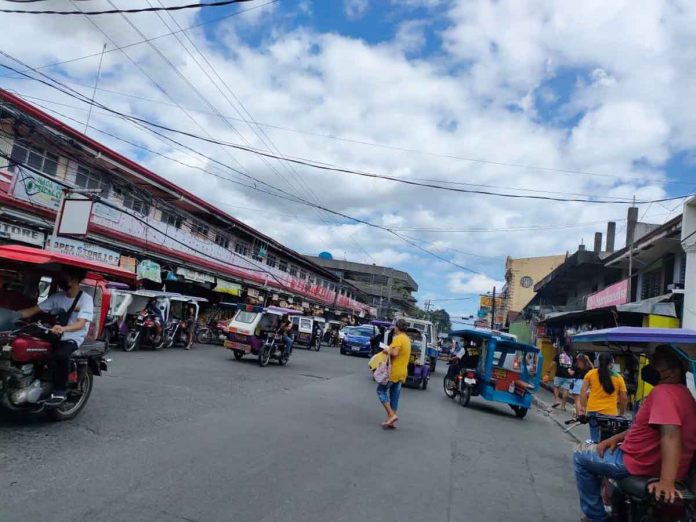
0,318,108,421
124,309,164,352
164,317,193,350
568,414,695,521
443,360,478,407
258,333,290,367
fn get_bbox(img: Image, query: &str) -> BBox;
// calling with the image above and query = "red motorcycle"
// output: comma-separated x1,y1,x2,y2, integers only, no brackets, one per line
123,309,165,351
0,320,108,421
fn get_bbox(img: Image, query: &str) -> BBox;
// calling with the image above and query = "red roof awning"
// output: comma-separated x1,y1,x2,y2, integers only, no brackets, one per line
0,244,135,283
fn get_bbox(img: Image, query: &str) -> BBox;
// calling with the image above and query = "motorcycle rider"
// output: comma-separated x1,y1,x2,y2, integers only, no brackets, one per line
446,338,481,389
277,315,293,356
18,267,93,405
573,345,696,522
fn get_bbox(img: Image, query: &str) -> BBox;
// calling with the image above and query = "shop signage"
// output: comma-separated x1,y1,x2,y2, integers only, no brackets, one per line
214,279,242,296
137,259,162,283
586,279,629,310
479,295,504,309
119,256,137,273
272,294,279,300
247,288,259,298
0,221,45,246
10,171,62,210
176,267,215,284
302,301,309,309
45,236,120,266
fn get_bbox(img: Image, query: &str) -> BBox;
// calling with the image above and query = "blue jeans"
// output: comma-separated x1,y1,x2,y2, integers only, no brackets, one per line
377,381,402,412
283,335,293,355
573,444,630,522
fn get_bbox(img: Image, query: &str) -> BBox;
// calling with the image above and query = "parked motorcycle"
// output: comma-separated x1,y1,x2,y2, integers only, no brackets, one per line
0,319,108,421
443,361,478,407
195,322,212,344
164,318,193,350
124,309,164,351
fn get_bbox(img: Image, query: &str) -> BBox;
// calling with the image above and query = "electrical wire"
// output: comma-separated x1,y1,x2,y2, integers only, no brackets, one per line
0,0,256,15
3,60,688,206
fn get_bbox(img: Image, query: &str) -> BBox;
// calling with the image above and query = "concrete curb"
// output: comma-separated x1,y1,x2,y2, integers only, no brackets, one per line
533,394,582,443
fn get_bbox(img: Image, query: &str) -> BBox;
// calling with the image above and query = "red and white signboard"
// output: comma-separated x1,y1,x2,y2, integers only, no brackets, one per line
586,279,629,310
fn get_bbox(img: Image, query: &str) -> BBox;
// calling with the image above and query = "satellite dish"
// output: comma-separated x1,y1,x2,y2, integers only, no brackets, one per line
318,251,333,260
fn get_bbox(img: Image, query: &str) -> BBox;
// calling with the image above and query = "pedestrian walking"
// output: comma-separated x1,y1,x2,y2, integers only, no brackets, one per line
376,318,411,429
544,344,574,410
570,353,593,418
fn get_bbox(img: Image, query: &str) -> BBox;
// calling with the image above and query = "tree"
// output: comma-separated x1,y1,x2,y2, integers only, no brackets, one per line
429,309,451,334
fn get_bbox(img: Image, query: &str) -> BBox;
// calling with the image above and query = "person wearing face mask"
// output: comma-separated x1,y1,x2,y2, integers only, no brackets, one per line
573,346,696,522
19,267,94,405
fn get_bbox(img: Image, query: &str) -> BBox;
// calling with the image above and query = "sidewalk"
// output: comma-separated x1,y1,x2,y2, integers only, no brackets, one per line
533,383,584,443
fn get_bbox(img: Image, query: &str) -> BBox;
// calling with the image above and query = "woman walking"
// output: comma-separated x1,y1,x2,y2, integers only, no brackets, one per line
376,319,411,429
578,352,628,442
570,353,593,418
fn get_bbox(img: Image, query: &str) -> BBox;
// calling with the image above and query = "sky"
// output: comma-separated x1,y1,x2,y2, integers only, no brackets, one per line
0,0,695,320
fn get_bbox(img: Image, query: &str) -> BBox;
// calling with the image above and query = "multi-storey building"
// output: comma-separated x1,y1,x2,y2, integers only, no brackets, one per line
0,90,372,316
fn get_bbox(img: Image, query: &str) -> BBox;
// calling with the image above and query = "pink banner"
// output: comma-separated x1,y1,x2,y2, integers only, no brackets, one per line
586,279,629,310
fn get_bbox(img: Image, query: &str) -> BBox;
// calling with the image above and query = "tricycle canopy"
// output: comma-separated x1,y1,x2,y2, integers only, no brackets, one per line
0,244,136,283
572,326,696,361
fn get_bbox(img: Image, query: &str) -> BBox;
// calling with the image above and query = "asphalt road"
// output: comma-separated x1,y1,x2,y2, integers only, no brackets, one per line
1,344,580,522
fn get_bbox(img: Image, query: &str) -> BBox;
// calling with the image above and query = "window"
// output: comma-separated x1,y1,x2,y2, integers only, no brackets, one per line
252,249,264,262
641,269,662,300
161,209,182,229
192,223,209,238
215,233,229,249
75,166,110,196
123,193,150,216
289,265,298,277
299,270,307,280
266,254,277,268
235,242,249,256
520,276,533,288
10,139,58,177
278,260,288,272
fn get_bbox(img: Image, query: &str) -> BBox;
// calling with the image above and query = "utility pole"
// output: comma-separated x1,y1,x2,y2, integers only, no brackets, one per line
627,196,636,302
490,286,496,330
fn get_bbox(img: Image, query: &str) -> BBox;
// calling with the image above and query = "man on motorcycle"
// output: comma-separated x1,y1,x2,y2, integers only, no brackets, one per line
18,267,93,405
446,339,481,389
277,315,293,356
573,346,696,522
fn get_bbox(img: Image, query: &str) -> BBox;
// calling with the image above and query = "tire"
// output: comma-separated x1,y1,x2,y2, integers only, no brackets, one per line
197,329,212,345
47,370,93,422
340,348,347,355
512,406,528,419
314,338,321,352
163,331,175,349
124,330,140,352
430,357,437,373
459,385,471,407
258,346,271,367
153,334,165,351
278,352,289,366
233,350,244,360
443,375,456,399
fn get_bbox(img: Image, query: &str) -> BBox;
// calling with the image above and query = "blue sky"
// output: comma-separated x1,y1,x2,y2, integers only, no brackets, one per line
1,0,694,319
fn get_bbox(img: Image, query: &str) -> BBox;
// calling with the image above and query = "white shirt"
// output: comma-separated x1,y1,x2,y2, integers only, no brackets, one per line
39,290,94,346
455,347,467,359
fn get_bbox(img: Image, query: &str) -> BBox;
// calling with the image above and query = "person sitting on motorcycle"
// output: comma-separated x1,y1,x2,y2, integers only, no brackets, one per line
446,339,481,389
573,346,696,522
18,267,93,405
146,298,164,332
277,315,293,355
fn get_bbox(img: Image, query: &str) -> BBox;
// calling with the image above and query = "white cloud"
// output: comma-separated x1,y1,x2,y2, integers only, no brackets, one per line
448,273,505,295
344,0,369,20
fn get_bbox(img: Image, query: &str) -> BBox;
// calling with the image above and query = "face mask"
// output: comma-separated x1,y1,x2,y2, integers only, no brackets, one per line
57,279,70,291
641,365,662,386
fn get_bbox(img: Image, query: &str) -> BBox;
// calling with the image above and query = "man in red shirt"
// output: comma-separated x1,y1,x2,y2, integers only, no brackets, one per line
573,346,696,522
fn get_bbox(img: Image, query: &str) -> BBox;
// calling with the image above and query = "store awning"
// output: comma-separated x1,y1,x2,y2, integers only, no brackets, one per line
214,279,242,296
616,294,676,317
176,267,215,285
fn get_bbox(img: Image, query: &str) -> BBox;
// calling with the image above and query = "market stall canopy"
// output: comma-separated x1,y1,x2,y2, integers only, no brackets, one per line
572,327,696,358
214,279,242,296
0,244,135,283
615,294,676,317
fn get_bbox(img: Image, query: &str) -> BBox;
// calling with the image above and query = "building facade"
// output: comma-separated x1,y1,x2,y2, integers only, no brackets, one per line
304,256,418,319
0,90,373,316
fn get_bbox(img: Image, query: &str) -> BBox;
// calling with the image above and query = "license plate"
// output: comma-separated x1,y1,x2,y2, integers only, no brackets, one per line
351,345,360,352
224,340,246,350
464,378,476,385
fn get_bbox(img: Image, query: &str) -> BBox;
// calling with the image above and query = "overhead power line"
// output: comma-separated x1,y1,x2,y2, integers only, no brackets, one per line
0,0,256,15
2,59,689,207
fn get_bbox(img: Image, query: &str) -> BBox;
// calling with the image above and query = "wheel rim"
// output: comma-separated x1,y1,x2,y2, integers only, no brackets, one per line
443,377,455,398
125,331,139,351
55,372,92,416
